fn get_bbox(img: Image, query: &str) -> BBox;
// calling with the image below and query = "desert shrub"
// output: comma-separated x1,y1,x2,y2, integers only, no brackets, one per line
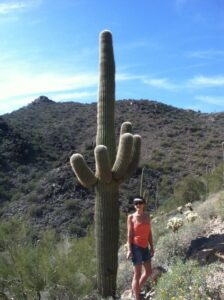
69,222,85,236
48,228,96,298
16,165,30,174
206,262,224,299
0,208,4,217
116,245,133,296
167,217,184,232
197,191,224,221
207,164,223,193
162,161,173,173
26,180,37,192
160,196,181,212
190,124,202,133
151,150,165,161
65,199,80,210
154,259,210,300
203,141,212,149
159,176,174,200
0,186,11,202
26,191,39,203
216,192,224,219
29,204,44,217
154,218,205,268
11,191,24,202
196,196,219,220
0,219,96,299
154,231,186,268
173,176,206,205
151,214,169,246
146,161,160,170
160,141,171,148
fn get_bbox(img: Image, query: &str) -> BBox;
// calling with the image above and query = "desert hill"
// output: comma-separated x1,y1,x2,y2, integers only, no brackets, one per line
0,96,223,235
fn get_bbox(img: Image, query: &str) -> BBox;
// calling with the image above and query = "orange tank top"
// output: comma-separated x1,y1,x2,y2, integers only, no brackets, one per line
132,221,150,248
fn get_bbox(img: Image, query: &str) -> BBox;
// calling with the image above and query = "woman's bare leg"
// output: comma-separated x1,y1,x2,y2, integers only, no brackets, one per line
139,260,152,290
132,264,142,300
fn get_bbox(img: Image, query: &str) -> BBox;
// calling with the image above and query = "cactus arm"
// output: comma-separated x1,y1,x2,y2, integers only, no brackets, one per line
120,121,132,135
96,30,116,165
125,134,142,178
112,133,133,180
70,154,97,188
95,145,112,183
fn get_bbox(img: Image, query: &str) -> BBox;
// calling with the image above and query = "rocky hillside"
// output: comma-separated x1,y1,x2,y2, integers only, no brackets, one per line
0,96,223,235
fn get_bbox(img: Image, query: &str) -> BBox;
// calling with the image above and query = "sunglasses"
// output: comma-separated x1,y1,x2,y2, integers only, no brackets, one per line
134,201,144,205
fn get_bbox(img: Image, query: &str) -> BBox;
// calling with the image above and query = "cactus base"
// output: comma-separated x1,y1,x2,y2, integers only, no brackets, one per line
95,181,119,298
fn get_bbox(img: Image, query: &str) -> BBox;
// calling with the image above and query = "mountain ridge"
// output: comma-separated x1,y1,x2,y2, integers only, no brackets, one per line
0,97,223,235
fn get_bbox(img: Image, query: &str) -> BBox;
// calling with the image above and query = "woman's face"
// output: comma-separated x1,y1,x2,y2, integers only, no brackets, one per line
134,201,144,211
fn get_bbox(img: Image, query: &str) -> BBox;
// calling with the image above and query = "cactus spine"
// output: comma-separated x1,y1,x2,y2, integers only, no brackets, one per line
70,30,141,299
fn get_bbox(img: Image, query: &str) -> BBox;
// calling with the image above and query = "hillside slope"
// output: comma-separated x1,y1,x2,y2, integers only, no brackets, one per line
0,97,223,235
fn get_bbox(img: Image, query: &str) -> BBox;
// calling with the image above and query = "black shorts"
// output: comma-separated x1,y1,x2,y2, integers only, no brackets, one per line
131,244,151,265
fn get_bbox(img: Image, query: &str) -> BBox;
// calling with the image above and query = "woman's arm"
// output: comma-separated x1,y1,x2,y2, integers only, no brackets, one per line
126,215,133,259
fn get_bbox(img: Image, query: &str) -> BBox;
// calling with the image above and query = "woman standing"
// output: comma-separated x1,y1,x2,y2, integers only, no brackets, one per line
127,197,154,300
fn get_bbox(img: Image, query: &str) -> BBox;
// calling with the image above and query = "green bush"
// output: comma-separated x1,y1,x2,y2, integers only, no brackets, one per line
207,164,223,193
154,231,186,268
69,222,85,236
154,218,205,268
0,186,11,202
197,191,224,221
173,176,206,205
159,176,174,200
151,215,169,246
0,219,96,299
26,191,39,203
65,199,80,210
11,191,24,202
216,192,224,219
154,259,210,300
29,204,44,217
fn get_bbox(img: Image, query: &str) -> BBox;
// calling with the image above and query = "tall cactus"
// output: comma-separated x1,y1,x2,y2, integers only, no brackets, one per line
70,30,141,299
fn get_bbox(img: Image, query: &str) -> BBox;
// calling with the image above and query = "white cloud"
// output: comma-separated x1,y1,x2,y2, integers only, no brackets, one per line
51,91,96,102
116,73,145,81
0,0,41,14
187,50,224,59
143,78,178,90
189,75,224,87
195,95,224,107
0,69,99,114
0,2,27,14
117,73,178,90
0,71,98,101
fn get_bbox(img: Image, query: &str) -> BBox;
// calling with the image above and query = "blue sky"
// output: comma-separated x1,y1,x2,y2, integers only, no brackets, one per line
0,0,224,115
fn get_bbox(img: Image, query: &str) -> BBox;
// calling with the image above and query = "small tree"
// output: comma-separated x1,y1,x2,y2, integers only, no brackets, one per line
174,176,205,205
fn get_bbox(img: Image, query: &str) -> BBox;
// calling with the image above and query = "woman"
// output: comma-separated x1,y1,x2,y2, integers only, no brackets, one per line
127,197,154,300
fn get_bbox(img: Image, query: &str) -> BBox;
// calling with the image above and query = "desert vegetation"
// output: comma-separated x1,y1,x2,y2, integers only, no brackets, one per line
117,190,224,300
1,68,224,298
0,219,97,299
0,171,223,299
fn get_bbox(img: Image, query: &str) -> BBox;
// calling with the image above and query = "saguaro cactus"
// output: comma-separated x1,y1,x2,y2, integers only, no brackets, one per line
70,30,141,299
